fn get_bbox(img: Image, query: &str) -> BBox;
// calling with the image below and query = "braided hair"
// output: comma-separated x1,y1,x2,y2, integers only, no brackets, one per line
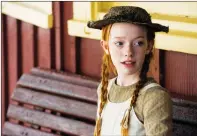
94,24,113,136
94,24,155,136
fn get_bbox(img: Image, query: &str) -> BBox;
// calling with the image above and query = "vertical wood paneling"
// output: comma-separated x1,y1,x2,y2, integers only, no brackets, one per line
33,26,38,67
187,55,197,95
17,20,22,79
165,51,186,93
2,14,5,127
53,2,62,70
50,26,56,69
62,2,76,73
1,2,66,125
1,50,6,126
1,14,9,127
6,16,19,103
37,28,51,68
21,22,34,73
80,39,103,79
164,51,197,96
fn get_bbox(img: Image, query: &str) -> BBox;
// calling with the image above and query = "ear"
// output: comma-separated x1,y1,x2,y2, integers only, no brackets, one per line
146,40,154,54
100,40,109,54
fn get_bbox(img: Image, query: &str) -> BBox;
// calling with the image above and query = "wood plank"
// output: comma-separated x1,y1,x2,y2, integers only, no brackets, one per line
50,28,56,69
17,20,22,78
21,21,34,74
187,54,197,96
6,15,19,103
12,87,97,121
17,74,97,103
33,26,38,67
173,105,197,125
173,122,197,136
63,2,76,73
171,93,197,107
2,15,5,126
171,93,197,125
53,2,62,70
3,122,56,136
31,67,99,88
37,27,51,68
7,105,94,135
80,38,103,79
2,14,9,126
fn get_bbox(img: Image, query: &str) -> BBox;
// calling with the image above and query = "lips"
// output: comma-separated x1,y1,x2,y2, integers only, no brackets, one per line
121,60,135,64
122,61,133,64
121,60,135,68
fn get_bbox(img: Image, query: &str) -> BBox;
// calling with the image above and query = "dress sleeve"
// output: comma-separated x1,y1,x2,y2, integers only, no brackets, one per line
143,87,173,136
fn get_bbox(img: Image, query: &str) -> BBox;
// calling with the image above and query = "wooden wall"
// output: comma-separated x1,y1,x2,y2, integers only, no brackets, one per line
1,1,197,126
1,2,76,126
164,51,197,96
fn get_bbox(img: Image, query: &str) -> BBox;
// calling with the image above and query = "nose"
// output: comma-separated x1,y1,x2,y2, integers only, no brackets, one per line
124,45,133,57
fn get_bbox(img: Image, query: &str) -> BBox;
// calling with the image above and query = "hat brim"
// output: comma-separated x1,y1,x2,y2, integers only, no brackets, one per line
87,19,169,33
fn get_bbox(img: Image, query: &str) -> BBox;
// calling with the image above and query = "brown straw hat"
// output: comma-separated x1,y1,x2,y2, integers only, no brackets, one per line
87,6,169,32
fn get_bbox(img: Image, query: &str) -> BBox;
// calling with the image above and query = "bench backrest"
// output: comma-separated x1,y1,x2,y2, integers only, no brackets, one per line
3,68,197,136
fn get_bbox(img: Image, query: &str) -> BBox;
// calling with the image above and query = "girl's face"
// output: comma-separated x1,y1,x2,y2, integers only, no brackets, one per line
101,23,153,76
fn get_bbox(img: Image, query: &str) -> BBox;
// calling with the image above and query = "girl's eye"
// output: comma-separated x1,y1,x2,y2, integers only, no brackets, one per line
114,41,124,46
133,41,144,47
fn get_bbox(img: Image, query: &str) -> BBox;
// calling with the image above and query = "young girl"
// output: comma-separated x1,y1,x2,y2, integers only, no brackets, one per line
87,6,172,136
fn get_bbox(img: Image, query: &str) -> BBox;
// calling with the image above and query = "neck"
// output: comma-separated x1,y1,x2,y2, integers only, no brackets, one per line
116,72,140,86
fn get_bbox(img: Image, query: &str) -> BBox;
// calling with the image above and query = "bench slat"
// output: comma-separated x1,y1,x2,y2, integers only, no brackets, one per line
31,67,100,88
173,105,197,125
12,87,97,121
3,122,56,136
7,104,94,135
173,122,197,136
17,74,97,103
171,92,197,106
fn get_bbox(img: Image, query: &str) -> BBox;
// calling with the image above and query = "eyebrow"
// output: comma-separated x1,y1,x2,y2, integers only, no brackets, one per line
111,36,145,40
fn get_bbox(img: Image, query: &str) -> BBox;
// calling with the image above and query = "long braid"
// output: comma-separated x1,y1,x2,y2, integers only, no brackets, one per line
94,24,112,136
121,29,155,136
94,54,109,136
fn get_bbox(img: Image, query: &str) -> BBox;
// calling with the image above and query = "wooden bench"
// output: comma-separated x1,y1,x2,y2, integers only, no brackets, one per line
2,68,197,136
3,68,99,136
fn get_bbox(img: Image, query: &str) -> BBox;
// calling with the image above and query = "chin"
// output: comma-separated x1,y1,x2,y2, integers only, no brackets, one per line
118,69,137,76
